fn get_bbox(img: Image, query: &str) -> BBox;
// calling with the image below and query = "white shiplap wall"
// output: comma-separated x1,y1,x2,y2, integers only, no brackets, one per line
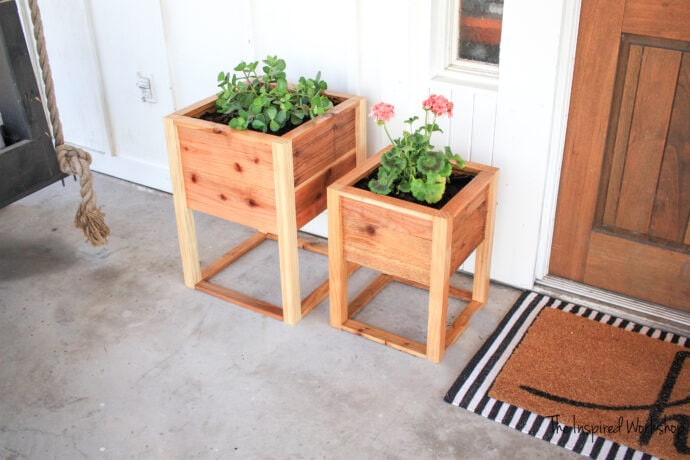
16,0,579,290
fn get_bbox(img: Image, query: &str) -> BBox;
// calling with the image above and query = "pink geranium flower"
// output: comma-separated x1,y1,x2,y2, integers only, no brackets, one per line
367,93,465,205
369,102,395,124
422,94,454,118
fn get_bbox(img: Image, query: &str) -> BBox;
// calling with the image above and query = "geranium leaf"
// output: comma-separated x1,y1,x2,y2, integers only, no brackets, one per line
410,176,446,204
368,177,393,195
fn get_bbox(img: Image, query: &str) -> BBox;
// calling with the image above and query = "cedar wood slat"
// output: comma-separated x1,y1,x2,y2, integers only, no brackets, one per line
166,90,365,323
649,53,690,244
328,148,498,362
614,47,681,233
601,42,643,227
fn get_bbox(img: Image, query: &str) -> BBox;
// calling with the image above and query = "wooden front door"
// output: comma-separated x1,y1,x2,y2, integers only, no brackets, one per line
550,0,690,311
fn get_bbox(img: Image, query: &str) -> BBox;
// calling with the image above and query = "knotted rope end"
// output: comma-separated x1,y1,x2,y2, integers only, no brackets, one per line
75,206,110,247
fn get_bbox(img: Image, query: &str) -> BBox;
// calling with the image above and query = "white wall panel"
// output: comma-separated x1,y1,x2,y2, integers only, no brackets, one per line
19,0,109,154
161,0,253,109
85,1,174,169
249,0,357,96
469,92,497,166
17,0,580,289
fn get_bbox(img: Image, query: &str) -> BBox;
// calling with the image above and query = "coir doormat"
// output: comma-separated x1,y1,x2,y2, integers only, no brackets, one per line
444,291,690,459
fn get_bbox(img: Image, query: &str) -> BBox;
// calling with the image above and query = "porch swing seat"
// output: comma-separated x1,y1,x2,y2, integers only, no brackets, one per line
0,0,64,208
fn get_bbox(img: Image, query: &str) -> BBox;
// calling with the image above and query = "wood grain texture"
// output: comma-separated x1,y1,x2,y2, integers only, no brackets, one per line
176,121,278,232
290,99,357,187
200,232,267,280
327,147,498,362
472,167,498,304
614,47,681,233
294,150,356,228
550,0,627,280
272,141,301,324
650,52,690,245
341,319,427,358
601,42,643,227
164,116,201,288
196,280,284,321
427,215,452,363
340,194,434,285
585,231,690,310
166,90,365,323
623,0,690,42
551,0,690,310
327,184,348,328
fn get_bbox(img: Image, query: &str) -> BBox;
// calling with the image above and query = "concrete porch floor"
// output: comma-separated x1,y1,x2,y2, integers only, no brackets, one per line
0,174,581,459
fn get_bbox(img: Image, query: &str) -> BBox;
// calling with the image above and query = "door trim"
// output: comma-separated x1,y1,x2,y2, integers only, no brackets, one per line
535,0,582,280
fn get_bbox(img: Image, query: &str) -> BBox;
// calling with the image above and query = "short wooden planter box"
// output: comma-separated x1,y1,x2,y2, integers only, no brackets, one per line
327,147,498,362
165,90,366,324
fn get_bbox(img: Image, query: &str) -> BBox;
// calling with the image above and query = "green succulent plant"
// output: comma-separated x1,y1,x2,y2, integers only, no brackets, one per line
214,55,333,134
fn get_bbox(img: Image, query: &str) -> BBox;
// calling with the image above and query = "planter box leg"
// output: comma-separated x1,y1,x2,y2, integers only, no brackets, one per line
327,185,348,327
165,117,201,288
326,155,499,362
472,171,498,304
273,141,301,324
426,216,453,363
165,91,365,324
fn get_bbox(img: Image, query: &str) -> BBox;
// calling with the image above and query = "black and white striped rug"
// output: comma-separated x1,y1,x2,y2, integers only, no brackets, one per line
444,291,689,460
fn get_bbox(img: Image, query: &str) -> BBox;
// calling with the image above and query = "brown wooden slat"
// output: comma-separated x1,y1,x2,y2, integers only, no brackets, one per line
265,232,329,255
614,47,681,233
341,319,427,358
340,195,434,286
195,280,284,320
450,200,487,272
549,0,627,280
650,52,690,245
177,122,279,232
201,231,267,280
389,276,473,302
446,300,486,347
290,100,357,187
601,43,644,227
294,149,357,229
584,231,690,311
449,285,473,302
347,274,392,317
296,238,329,255
300,278,330,317
300,261,359,317
623,0,690,42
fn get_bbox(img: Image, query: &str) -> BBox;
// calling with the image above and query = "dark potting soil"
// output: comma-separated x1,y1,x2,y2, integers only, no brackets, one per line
198,96,342,137
353,171,475,210
198,111,300,136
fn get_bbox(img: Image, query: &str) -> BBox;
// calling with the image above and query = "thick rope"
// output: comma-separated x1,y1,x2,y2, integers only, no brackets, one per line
28,0,110,246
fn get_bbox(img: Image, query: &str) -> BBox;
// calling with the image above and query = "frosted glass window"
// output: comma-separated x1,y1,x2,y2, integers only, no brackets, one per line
458,0,503,64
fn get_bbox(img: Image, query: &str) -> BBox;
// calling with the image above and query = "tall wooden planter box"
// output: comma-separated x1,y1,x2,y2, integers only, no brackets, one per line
165,90,366,324
327,147,498,362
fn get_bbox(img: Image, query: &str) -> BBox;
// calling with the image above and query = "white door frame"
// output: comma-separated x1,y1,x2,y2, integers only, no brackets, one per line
534,0,582,281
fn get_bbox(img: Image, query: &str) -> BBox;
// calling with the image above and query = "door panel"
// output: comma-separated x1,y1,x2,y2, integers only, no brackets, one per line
600,38,689,240
584,232,690,309
550,0,690,311
623,0,690,42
